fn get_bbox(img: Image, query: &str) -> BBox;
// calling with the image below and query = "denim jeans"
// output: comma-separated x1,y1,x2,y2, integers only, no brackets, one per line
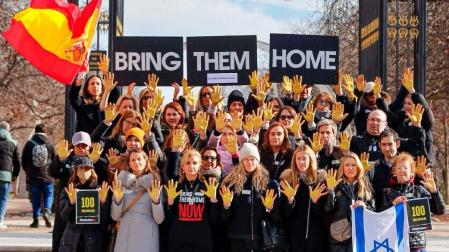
30,182,54,218
0,181,11,223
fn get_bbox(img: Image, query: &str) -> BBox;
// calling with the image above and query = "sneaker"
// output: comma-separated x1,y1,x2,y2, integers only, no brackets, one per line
30,218,39,228
0,223,7,229
42,209,52,228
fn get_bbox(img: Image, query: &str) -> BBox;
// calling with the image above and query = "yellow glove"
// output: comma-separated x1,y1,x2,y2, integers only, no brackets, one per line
106,148,120,166
223,134,238,155
56,139,72,161
282,75,292,93
144,73,159,92
220,186,234,208
145,100,158,121
292,75,304,101
339,132,351,152
288,113,304,138
248,70,259,90
97,54,109,75
164,179,182,206
373,76,382,97
334,70,343,96
201,177,218,202
301,103,315,124
343,74,356,101
252,108,264,133
261,72,272,92
181,78,192,96
360,152,371,172
280,180,299,203
88,142,103,163
251,85,267,105
148,150,158,168
309,183,328,204
415,155,427,177
137,112,152,133
331,102,348,123
264,102,276,122
153,88,164,110
171,129,187,150
104,103,117,124
261,189,277,211
102,72,118,92
356,74,366,93
231,111,243,131
215,111,227,132
111,171,124,204
193,111,209,136
310,132,323,153
326,169,342,191
407,103,424,126
147,179,162,204
243,114,255,135
64,183,76,205
186,91,196,109
420,171,437,193
401,68,414,93
211,85,225,106
98,181,109,204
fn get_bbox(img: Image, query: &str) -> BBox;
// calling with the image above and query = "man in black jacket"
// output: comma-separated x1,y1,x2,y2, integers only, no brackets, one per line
22,124,55,228
0,121,21,229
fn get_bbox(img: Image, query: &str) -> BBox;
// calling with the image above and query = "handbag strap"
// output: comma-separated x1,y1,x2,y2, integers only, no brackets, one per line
122,189,146,216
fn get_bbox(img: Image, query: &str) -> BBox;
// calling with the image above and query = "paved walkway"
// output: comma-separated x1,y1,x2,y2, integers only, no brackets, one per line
0,198,448,251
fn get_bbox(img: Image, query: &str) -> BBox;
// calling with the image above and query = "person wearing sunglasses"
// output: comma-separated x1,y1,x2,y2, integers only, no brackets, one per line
273,106,310,148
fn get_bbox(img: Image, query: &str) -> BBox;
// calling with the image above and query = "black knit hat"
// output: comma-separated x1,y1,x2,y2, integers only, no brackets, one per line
227,90,245,111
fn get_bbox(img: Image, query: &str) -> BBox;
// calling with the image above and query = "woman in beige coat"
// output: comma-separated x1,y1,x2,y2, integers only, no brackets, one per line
111,149,164,252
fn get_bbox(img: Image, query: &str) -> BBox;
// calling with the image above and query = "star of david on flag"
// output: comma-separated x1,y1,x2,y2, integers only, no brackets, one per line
352,203,410,252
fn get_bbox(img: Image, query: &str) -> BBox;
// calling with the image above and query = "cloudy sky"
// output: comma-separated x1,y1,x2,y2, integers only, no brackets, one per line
123,0,319,42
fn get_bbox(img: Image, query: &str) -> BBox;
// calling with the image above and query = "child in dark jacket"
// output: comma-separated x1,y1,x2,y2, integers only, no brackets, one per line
58,157,110,252
381,153,445,252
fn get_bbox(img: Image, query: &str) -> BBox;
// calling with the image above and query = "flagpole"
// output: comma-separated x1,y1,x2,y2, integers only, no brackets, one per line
64,0,79,140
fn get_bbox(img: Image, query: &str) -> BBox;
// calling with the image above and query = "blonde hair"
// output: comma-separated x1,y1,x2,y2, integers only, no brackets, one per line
178,149,203,182
222,159,270,194
337,153,373,200
280,145,317,187
392,152,416,175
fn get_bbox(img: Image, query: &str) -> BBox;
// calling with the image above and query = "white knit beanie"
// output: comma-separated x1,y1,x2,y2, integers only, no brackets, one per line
239,143,260,163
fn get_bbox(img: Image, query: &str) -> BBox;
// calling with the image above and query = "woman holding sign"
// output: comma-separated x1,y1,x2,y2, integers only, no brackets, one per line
58,157,110,252
381,153,445,252
110,148,164,252
324,153,374,252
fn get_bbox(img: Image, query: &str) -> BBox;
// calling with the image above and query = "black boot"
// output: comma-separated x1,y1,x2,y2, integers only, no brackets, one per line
42,208,52,228
30,218,39,228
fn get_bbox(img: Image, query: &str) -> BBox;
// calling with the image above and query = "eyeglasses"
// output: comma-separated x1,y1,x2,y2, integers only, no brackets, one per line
202,155,217,161
280,115,294,120
368,118,386,123
317,99,332,105
201,92,211,98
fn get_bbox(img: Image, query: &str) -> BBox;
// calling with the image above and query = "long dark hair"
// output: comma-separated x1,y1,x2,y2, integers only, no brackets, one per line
82,75,103,103
261,122,291,153
68,166,98,188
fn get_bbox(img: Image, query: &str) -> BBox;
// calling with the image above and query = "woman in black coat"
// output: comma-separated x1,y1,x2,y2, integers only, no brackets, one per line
58,157,110,252
324,153,374,252
278,145,328,252
221,143,280,252
259,122,293,181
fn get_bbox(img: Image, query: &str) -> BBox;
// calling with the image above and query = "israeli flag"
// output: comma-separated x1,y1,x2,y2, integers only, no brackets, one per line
352,203,410,252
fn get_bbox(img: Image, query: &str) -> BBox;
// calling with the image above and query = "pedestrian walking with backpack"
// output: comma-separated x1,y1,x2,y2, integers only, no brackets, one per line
21,123,55,228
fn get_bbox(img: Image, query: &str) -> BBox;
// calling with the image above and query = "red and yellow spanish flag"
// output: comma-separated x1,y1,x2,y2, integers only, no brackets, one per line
2,0,102,84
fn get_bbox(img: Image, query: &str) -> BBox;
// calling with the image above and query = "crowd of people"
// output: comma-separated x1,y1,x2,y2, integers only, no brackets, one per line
0,56,445,252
